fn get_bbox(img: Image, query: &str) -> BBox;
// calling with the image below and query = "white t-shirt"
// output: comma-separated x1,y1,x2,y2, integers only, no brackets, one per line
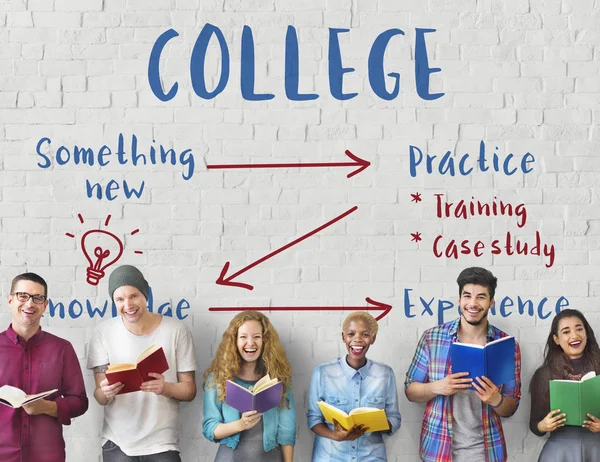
87,315,197,456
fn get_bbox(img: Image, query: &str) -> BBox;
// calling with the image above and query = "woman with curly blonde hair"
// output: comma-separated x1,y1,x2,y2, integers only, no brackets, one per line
202,311,296,461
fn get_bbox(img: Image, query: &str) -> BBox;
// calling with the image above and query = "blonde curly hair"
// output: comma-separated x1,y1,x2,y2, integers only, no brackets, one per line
203,311,292,408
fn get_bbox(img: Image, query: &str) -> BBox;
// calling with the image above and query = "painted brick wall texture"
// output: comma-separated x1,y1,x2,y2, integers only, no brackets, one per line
0,0,599,461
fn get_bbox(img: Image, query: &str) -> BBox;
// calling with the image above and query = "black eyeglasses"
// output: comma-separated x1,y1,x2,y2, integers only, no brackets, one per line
11,292,47,304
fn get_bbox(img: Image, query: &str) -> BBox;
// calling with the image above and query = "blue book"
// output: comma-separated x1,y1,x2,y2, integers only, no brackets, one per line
450,336,515,387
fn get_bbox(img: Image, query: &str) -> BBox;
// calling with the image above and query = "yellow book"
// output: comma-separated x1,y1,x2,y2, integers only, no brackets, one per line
317,400,390,432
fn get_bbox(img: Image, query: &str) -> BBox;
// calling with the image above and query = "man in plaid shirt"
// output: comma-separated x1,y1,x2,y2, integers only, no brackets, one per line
405,267,521,462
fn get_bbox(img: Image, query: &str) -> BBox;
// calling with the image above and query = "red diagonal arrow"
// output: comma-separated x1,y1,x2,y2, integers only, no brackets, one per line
216,206,358,290
207,150,370,178
209,297,392,321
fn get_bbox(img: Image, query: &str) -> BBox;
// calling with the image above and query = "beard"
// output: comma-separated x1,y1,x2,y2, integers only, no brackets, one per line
461,307,488,326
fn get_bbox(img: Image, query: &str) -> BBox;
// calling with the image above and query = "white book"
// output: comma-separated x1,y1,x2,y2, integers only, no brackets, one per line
0,385,58,409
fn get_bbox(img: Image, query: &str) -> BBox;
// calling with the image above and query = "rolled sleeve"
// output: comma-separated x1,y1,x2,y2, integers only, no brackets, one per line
385,367,401,434
202,386,225,442
276,387,297,446
307,366,324,430
56,342,88,425
405,331,430,389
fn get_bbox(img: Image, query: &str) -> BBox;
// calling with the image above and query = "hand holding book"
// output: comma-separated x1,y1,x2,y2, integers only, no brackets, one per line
238,410,262,431
450,336,516,388
22,397,58,417
550,371,600,426
471,375,503,407
318,401,390,433
331,419,367,441
140,372,166,395
0,385,58,409
433,371,472,396
537,409,567,433
105,344,169,395
225,374,283,413
583,413,600,432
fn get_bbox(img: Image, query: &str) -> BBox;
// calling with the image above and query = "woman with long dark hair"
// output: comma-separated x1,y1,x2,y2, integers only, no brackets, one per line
530,309,600,461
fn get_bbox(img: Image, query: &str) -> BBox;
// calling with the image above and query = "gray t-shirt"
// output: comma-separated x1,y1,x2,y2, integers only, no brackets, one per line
452,390,486,461
214,378,282,462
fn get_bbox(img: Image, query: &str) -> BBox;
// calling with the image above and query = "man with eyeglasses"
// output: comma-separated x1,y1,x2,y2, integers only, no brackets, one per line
0,272,88,462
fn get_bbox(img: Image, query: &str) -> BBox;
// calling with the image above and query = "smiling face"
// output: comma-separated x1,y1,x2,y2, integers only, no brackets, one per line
554,316,587,360
9,280,48,335
237,320,263,364
113,285,148,325
458,283,494,326
342,319,375,366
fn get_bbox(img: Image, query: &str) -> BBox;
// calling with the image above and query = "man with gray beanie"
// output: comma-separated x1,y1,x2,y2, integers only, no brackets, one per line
87,265,197,462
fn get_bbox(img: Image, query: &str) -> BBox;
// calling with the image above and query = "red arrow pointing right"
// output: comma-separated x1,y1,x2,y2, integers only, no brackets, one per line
207,150,370,179
209,297,392,321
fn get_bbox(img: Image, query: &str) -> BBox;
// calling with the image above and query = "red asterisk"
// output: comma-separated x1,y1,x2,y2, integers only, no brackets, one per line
411,192,422,203
411,232,422,243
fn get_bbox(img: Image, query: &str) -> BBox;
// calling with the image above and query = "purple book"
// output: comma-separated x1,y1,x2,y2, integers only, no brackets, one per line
225,376,283,414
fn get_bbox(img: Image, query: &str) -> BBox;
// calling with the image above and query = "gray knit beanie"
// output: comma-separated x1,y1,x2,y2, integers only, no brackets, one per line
108,265,149,301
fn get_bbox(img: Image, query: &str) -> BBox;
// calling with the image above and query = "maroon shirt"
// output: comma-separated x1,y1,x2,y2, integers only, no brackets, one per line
0,325,89,462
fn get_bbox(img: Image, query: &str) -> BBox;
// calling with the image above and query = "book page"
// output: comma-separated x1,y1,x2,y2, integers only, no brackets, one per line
254,377,279,394
137,344,160,362
582,371,597,381
0,385,27,407
453,341,485,349
485,336,514,347
0,386,57,408
23,389,58,405
107,363,137,373
253,374,271,392
350,407,380,415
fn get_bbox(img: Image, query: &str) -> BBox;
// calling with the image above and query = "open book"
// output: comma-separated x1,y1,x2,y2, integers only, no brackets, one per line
225,374,283,413
318,401,389,432
0,385,58,409
550,371,600,426
450,336,515,387
106,344,169,394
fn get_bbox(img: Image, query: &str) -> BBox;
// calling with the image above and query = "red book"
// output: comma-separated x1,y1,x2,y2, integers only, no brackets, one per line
106,345,169,394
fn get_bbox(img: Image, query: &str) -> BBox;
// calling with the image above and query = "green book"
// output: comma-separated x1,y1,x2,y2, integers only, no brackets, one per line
549,371,600,426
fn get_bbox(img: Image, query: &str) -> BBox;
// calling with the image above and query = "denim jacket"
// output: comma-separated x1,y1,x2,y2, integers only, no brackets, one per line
307,357,401,461
202,375,296,452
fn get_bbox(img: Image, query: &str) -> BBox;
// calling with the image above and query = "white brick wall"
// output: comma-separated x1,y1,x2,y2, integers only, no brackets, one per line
0,1,599,461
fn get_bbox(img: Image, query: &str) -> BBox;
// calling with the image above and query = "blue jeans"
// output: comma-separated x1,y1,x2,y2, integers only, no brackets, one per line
102,441,181,462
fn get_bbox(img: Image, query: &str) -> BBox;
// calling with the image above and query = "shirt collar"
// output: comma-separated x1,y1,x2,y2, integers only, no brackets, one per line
338,355,372,380
449,318,495,341
7,324,44,344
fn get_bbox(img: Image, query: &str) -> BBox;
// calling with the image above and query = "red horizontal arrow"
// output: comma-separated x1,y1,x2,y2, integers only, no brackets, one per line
209,297,392,321
207,150,370,179
216,206,358,290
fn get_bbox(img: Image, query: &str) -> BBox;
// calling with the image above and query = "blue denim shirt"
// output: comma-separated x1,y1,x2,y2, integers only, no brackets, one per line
307,357,401,462
202,376,296,452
